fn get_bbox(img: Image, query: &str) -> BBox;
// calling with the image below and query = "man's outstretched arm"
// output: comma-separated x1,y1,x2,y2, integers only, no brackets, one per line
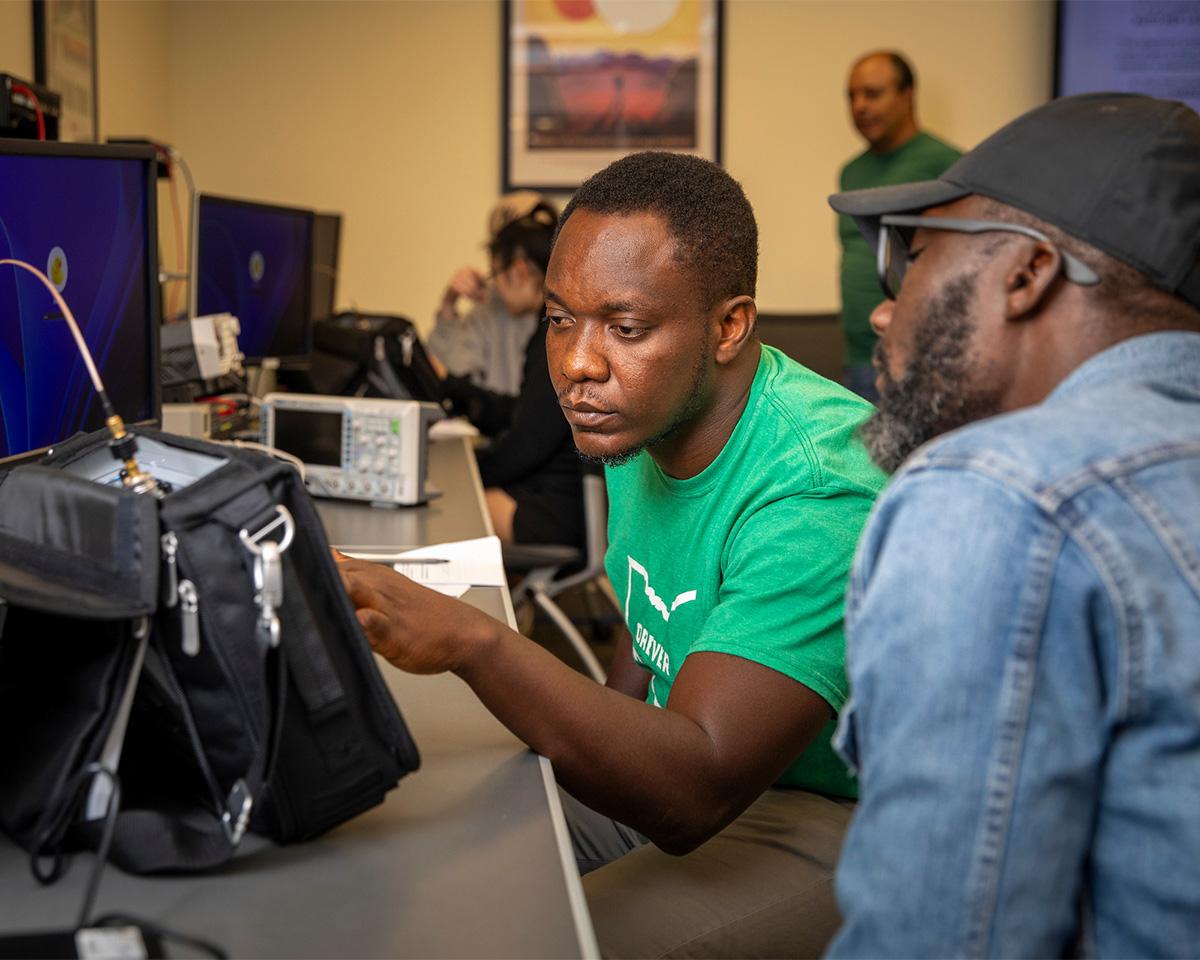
340,553,829,854
336,493,850,855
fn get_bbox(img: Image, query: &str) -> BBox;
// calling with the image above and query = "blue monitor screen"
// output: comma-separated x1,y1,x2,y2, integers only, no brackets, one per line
0,147,158,462
1057,0,1200,114
196,196,313,363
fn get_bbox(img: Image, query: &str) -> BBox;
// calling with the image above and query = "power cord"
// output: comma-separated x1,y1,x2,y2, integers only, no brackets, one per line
213,438,306,480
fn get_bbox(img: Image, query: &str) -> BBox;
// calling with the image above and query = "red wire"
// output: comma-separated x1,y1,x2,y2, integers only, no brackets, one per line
11,83,46,140
195,396,239,417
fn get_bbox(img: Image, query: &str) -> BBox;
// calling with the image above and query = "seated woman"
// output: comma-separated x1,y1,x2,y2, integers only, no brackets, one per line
433,202,583,550
427,192,549,397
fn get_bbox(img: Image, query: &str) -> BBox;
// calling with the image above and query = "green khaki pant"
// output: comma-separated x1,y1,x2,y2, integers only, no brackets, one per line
562,788,854,959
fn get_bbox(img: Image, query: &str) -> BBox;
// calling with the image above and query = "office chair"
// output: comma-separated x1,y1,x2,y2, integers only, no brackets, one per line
503,472,616,683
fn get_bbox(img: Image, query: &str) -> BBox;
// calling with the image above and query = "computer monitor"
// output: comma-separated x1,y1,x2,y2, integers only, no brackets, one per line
0,140,161,464
195,194,314,365
311,211,341,325
1056,0,1200,115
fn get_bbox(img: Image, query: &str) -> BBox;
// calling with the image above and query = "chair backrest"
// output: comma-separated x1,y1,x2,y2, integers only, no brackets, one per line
582,472,608,574
544,469,608,595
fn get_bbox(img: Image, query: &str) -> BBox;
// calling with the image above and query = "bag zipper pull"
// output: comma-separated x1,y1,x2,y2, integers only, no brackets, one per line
401,329,414,367
161,531,179,607
178,579,200,656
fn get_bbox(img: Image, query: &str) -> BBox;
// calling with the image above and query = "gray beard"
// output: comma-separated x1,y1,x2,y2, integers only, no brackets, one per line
860,274,1004,474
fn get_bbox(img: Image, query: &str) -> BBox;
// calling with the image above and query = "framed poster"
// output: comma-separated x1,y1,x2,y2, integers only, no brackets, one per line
33,0,99,142
503,0,723,192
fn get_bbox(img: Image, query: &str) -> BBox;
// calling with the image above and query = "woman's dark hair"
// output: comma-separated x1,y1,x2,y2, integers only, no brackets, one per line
489,201,558,275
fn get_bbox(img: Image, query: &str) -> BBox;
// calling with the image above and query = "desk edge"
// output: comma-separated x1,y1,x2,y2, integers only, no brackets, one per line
541,756,601,960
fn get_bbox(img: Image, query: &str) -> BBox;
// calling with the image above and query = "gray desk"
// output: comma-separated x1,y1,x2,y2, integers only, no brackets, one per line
316,437,496,552
0,438,597,959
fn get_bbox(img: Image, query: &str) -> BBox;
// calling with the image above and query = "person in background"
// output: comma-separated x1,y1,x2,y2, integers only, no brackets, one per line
433,205,583,549
337,151,884,957
827,93,1200,956
428,192,556,397
837,50,960,401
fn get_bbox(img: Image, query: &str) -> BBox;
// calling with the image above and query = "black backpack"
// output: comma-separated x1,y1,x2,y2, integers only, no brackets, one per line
279,311,446,405
0,426,419,879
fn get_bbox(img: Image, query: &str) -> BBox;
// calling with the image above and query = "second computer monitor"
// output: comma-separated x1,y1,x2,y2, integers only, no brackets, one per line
310,211,341,326
195,194,314,365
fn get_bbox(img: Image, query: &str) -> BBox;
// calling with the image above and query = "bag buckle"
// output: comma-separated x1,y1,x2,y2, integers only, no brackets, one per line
221,778,253,846
239,506,294,650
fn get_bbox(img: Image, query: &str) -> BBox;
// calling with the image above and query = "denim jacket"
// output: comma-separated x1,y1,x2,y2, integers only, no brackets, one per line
830,332,1200,958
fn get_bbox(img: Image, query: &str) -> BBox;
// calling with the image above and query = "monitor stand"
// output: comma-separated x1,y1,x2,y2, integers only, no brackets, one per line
247,358,280,398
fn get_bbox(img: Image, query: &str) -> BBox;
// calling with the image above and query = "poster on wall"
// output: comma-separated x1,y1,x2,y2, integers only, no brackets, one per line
503,0,723,192
33,0,99,142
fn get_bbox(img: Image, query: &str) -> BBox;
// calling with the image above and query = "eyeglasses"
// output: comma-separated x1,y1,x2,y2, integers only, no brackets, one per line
876,214,1101,300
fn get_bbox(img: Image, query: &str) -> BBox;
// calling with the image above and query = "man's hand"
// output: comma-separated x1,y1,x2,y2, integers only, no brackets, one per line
439,265,489,319
333,551,499,675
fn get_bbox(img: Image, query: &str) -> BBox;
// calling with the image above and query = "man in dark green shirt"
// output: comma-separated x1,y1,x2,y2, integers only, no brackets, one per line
838,51,961,400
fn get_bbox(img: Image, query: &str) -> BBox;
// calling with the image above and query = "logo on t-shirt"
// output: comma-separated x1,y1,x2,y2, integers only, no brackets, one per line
625,555,696,705
625,556,696,624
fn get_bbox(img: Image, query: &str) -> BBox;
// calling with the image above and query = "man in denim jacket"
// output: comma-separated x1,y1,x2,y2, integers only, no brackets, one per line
826,93,1200,957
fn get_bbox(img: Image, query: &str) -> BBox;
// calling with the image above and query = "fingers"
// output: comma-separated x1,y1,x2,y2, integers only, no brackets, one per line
427,350,448,381
450,266,488,303
341,568,382,612
356,607,389,645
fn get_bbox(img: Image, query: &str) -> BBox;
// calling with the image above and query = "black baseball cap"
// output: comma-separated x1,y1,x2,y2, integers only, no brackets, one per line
829,93,1200,310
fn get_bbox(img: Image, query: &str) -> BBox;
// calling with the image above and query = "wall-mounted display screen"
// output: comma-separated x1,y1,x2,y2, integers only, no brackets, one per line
1057,0,1200,114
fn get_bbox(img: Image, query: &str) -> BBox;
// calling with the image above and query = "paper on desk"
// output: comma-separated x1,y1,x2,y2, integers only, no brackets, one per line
418,583,471,599
392,536,506,595
428,417,480,440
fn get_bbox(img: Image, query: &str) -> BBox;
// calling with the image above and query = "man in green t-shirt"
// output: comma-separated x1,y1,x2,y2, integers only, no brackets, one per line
337,152,884,957
839,51,961,400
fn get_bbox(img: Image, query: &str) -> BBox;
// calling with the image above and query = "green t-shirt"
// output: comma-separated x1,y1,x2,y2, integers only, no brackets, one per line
838,131,962,365
604,345,886,798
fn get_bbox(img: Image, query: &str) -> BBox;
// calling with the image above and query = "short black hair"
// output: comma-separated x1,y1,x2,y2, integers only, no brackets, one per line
556,151,758,308
490,201,558,275
888,52,915,92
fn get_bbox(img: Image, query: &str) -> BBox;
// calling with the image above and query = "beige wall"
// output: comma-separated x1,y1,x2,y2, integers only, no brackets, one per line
728,0,1056,312
0,0,34,80
166,0,502,329
162,0,1054,325
98,0,172,143
3,0,1056,327
0,0,172,138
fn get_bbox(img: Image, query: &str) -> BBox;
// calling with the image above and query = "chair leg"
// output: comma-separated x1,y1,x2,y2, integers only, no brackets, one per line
532,587,607,684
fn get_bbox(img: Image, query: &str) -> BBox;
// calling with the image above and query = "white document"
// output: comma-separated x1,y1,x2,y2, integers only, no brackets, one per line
392,535,506,593
428,417,480,440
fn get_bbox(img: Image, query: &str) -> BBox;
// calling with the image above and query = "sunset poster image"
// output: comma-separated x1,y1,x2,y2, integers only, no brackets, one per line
504,0,722,190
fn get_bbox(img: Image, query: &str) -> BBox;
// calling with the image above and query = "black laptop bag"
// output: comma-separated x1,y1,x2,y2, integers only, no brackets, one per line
0,427,419,878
